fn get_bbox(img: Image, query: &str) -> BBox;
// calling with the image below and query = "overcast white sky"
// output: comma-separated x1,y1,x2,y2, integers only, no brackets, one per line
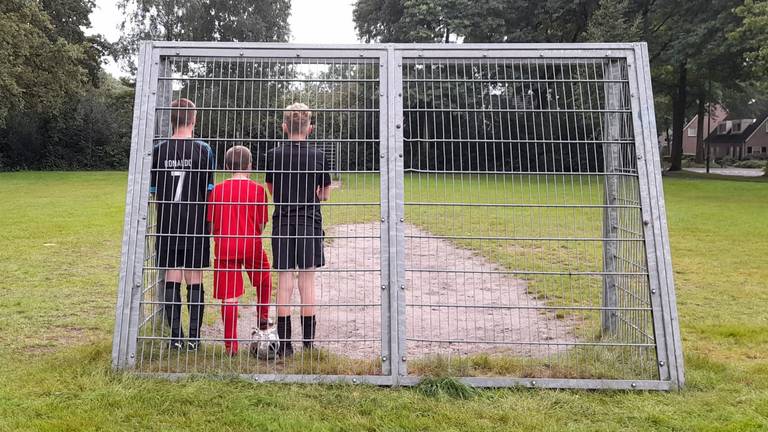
87,0,360,77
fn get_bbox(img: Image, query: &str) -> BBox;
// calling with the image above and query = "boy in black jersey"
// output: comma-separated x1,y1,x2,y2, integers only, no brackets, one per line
266,103,332,357
150,98,214,350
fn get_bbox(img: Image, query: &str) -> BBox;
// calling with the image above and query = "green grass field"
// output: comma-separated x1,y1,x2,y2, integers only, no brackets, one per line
1,171,767,431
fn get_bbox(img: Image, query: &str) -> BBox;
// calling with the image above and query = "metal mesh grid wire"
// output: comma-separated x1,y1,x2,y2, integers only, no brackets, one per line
112,43,682,390
400,57,657,380
137,55,386,375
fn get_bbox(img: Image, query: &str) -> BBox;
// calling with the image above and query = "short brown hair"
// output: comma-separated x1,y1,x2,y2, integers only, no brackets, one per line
170,98,196,130
282,102,312,135
224,145,252,171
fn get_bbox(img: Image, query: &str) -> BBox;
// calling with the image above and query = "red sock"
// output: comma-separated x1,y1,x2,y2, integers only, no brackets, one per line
221,302,239,354
257,271,272,323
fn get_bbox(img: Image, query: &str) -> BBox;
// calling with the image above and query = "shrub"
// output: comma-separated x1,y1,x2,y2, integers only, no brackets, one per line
717,156,737,167
745,153,768,161
682,155,705,168
734,159,767,169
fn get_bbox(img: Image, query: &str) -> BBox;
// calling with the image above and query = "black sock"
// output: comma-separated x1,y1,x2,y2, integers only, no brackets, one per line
187,284,204,342
163,282,183,341
300,315,316,348
277,316,293,353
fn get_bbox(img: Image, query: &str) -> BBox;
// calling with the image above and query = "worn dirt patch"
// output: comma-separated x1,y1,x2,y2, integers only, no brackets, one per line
204,223,578,359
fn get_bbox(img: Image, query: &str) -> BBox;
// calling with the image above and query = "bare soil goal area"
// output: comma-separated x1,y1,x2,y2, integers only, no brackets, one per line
205,223,578,360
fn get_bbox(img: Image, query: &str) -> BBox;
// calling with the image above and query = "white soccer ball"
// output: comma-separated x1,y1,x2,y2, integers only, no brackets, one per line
250,328,280,360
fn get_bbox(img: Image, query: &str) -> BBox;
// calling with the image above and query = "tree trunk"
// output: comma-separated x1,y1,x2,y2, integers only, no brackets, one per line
694,95,705,163
669,62,687,172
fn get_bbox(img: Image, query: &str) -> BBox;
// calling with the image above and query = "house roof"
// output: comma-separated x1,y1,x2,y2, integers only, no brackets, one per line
705,114,768,145
683,104,729,132
746,117,768,143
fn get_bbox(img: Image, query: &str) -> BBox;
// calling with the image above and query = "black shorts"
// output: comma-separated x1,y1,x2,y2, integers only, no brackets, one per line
155,237,210,269
272,224,325,270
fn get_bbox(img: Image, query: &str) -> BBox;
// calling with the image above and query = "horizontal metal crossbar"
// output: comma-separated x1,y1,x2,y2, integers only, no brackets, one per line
403,169,640,176
406,269,648,276
403,108,632,113
145,233,380,239
149,168,378,174
144,266,381,273
404,138,636,144
152,137,381,142
157,106,379,112
149,200,380,206
406,338,656,347
404,235,644,241
140,373,672,390
402,78,630,84
138,335,380,343
141,301,381,307
158,77,381,83
406,303,652,311
405,202,641,209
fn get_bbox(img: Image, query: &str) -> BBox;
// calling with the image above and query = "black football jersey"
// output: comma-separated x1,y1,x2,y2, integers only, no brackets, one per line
265,141,332,228
150,139,215,250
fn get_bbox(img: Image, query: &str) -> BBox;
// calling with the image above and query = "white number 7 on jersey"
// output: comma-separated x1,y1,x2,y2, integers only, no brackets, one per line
171,171,186,202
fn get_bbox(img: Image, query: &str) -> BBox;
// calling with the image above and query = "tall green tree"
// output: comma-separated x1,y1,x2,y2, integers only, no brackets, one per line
729,0,768,78
584,0,641,43
116,0,291,72
640,0,752,171
0,0,93,126
40,0,109,84
729,0,768,175
584,0,749,167
0,0,129,170
354,0,600,43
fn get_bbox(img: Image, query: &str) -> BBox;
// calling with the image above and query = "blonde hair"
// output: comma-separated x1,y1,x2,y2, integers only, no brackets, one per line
282,102,312,135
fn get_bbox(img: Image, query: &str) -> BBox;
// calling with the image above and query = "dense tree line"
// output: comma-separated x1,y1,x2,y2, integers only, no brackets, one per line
0,0,291,171
1,74,134,170
353,0,768,172
0,0,125,170
3,0,767,171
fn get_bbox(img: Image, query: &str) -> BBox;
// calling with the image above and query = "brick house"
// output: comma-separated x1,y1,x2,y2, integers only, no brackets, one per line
704,115,768,160
681,104,729,156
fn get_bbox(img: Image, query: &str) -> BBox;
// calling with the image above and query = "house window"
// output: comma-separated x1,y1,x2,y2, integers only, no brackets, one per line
763,147,767,153
733,122,742,133
718,123,728,134
687,128,696,137
747,147,753,154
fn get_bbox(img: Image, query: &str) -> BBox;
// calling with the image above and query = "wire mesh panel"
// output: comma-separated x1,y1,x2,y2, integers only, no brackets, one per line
393,46,682,390
114,43,682,390
114,44,391,383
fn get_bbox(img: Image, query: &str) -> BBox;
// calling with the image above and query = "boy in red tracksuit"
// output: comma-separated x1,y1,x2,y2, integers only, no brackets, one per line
207,145,272,355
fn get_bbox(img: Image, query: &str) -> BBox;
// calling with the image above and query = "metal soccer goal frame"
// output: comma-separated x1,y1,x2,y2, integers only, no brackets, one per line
112,42,683,391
